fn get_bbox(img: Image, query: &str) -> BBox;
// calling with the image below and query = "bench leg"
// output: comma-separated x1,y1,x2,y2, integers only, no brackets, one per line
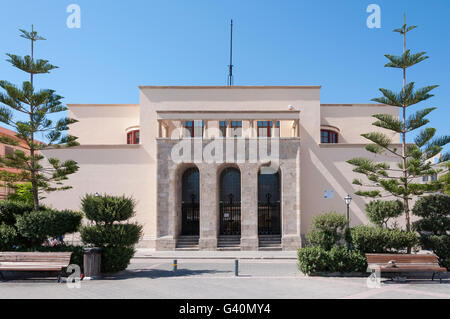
57,271,62,283
432,272,436,281
0,271,5,281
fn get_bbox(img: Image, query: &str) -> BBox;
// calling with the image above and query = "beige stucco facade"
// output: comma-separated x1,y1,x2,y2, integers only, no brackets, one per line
42,86,399,250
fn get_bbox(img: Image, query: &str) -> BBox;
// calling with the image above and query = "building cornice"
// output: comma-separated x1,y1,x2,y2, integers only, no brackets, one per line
320,103,389,107
45,144,141,150
67,104,139,107
319,143,406,148
139,85,322,89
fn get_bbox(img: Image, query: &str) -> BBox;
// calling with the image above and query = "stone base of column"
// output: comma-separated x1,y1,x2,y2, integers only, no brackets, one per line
199,237,217,250
155,236,176,251
240,237,259,251
281,235,302,251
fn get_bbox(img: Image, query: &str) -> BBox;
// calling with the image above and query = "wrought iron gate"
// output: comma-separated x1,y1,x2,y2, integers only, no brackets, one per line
258,193,281,235
220,194,241,235
182,196,199,236
181,167,200,236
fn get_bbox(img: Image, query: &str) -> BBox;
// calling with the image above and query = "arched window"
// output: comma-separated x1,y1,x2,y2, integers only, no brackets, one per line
321,129,338,144
127,130,140,144
181,167,200,236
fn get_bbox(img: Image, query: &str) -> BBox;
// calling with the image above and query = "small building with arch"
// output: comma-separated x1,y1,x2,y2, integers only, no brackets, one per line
42,86,399,250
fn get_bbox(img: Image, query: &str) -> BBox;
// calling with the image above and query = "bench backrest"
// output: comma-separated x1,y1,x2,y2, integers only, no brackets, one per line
0,252,72,266
366,253,439,265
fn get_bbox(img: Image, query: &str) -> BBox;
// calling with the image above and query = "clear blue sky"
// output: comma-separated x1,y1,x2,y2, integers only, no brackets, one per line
0,0,448,144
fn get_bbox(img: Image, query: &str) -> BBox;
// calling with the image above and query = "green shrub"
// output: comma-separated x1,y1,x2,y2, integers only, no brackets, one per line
412,195,450,268
16,210,83,246
0,223,18,250
297,246,331,274
7,183,33,205
0,200,51,249
412,194,450,236
297,246,366,275
80,224,142,247
81,194,136,224
424,235,450,270
305,212,347,250
328,246,367,273
350,225,418,253
81,194,142,273
101,246,135,273
365,200,403,228
0,200,36,225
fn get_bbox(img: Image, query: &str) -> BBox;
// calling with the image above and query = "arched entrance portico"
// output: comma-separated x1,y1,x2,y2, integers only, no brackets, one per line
258,170,281,235
181,167,200,236
219,167,241,235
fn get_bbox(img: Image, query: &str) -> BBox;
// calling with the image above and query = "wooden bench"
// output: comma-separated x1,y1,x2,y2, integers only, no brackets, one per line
0,252,72,283
366,253,447,283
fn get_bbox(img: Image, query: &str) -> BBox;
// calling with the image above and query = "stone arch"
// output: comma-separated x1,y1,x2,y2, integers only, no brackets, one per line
175,163,200,236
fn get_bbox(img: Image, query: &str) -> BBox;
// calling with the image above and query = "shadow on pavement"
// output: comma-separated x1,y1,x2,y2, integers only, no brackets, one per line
103,268,231,280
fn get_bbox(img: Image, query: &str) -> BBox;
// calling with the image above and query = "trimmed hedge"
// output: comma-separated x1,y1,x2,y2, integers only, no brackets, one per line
350,225,418,253
16,210,83,247
101,246,135,273
0,200,82,249
80,194,142,273
305,212,347,250
80,224,142,247
298,246,367,275
81,194,136,224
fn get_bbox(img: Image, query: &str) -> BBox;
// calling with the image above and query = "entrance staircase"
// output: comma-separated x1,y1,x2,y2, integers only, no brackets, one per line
217,235,241,251
258,235,282,250
176,236,199,250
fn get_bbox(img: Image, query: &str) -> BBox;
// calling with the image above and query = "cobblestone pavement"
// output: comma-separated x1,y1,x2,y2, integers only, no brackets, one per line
0,258,449,299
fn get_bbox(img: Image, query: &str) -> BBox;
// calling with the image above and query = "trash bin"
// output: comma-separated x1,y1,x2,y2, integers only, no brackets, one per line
83,247,102,280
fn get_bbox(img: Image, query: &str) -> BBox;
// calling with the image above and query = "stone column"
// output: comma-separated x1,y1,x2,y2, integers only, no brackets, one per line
272,120,280,137
242,120,251,138
198,164,218,250
155,156,177,250
240,163,259,250
280,157,302,250
158,120,163,138
226,120,232,138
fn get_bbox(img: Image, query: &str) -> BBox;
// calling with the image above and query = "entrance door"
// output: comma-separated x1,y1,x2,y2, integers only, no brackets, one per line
181,167,200,235
258,171,281,235
219,167,241,235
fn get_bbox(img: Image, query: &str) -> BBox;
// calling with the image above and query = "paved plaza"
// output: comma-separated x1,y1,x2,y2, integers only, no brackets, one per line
0,255,449,299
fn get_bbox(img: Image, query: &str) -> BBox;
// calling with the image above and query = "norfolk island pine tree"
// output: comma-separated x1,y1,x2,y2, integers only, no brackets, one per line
347,16,449,243
0,26,79,210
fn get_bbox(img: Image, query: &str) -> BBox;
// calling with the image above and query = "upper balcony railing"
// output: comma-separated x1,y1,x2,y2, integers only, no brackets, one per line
155,110,300,139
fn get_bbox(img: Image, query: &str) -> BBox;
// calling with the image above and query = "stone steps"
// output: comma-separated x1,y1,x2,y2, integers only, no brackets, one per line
217,235,241,250
258,235,282,250
176,236,199,250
